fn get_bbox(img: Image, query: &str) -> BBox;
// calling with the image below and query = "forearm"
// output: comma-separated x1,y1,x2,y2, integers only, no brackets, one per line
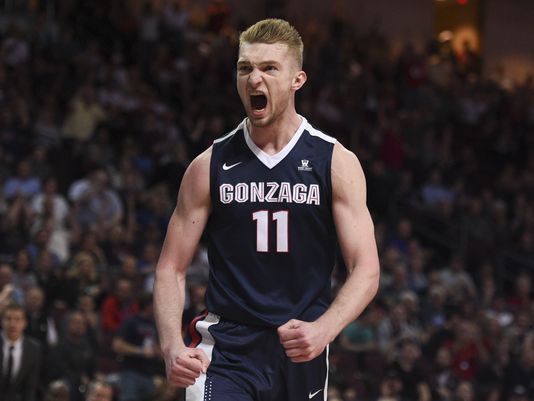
154,266,187,353
316,263,379,342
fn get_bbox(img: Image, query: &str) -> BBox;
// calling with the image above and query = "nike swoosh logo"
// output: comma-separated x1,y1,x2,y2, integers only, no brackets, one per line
222,162,242,170
309,389,323,399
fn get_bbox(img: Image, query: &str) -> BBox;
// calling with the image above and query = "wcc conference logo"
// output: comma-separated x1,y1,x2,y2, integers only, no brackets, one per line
298,159,312,172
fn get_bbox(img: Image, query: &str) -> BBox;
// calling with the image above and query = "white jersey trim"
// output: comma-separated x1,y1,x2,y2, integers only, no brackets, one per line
212,121,245,144
215,117,336,168
306,123,337,144
323,345,330,401
244,116,307,170
185,313,220,401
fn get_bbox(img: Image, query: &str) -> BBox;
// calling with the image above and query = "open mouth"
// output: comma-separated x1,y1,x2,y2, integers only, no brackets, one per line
250,94,267,110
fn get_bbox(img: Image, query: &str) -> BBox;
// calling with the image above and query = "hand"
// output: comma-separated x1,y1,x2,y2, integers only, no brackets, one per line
277,319,331,363
164,346,210,388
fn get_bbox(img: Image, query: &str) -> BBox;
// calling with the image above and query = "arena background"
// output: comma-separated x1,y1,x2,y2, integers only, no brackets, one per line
0,1,532,401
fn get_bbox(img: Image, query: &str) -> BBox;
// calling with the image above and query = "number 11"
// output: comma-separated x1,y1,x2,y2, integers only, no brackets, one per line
252,210,289,253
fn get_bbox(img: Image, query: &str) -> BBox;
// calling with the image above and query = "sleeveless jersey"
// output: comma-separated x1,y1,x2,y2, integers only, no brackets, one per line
206,116,337,327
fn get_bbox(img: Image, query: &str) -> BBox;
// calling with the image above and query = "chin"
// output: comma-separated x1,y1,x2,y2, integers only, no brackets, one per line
248,114,272,128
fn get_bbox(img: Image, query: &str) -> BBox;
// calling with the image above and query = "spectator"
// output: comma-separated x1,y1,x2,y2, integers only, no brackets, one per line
12,249,37,293
452,381,477,401
0,263,25,308
47,311,96,401
421,169,454,208
62,85,106,143
377,304,420,355
33,249,63,311
77,293,101,351
44,380,70,401
30,177,71,263
60,252,100,309
24,286,58,350
0,303,42,401
99,276,138,372
439,256,477,304
68,169,123,233
429,346,457,401
507,273,532,312
112,293,163,401
100,278,138,337
502,339,534,400
445,320,490,381
85,380,113,401
3,160,41,201
388,340,431,401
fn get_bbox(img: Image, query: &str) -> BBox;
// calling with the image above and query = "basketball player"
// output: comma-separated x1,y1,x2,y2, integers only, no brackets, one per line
154,18,380,401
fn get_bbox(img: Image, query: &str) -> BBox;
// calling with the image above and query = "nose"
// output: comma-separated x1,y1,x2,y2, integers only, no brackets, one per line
248,68,262,87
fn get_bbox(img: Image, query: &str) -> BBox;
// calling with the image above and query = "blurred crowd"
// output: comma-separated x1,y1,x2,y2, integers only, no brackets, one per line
0,1,532,401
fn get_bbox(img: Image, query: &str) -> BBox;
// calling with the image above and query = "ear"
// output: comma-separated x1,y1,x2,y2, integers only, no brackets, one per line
291,71,307,91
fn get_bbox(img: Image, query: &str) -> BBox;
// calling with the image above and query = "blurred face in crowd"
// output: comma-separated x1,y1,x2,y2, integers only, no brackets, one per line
2,307,27,341
0,264,13,288
26,287,45,313
455,381,475,401
116,279,132,302
400,341,420,363
237,41,306,128
16,249,31,271
67,311,87,339
45,381,70,401
87,383,113,401
78,294,95,312
515,274,531,296
436,347,452,368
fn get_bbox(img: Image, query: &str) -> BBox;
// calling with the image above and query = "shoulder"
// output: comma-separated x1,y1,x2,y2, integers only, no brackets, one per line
182,147,212,188
331,142,366,194
175,146,212,208
24,337,41,353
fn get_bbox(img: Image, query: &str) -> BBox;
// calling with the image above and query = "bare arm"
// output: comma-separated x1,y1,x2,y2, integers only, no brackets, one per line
153,147,211,387
317,142,380,337
279,142,380,362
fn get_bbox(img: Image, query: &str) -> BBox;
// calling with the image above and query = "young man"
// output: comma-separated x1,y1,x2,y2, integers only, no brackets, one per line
154,18,380,401
0,303,42,401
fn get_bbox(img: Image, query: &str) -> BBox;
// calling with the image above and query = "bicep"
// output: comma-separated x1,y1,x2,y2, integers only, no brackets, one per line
156,148,212,278
331,144,378,272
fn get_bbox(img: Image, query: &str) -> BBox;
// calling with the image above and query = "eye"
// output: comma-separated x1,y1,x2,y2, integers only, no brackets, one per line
237,65,252,74
264,65,277,72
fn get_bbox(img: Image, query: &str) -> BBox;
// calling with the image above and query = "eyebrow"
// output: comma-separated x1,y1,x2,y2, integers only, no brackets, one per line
236,60,281,67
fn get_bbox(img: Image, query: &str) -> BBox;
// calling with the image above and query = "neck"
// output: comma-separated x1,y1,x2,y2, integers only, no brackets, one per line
247,111,302,155
3,332,21,343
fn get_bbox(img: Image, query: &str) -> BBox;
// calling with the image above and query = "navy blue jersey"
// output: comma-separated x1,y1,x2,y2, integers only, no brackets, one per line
206,117,337,327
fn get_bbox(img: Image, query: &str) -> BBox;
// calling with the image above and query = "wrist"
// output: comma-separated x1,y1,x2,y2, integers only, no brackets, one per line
161,340,186,355
314,316,340,344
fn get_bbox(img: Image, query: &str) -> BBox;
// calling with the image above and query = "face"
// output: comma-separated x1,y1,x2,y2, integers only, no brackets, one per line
237,42,306,128
87,384,113,401
2,309,27,341
67,312,87,337
26,288,44,311
0,265,12,287
78,294,94,312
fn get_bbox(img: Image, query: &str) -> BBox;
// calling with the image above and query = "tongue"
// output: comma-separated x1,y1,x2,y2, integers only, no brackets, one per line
251,95,267,110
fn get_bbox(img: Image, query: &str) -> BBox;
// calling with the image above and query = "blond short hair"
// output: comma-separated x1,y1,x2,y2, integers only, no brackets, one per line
239,18,304,69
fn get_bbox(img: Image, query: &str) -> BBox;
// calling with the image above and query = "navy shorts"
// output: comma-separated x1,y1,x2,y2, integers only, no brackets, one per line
186,313,329,401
